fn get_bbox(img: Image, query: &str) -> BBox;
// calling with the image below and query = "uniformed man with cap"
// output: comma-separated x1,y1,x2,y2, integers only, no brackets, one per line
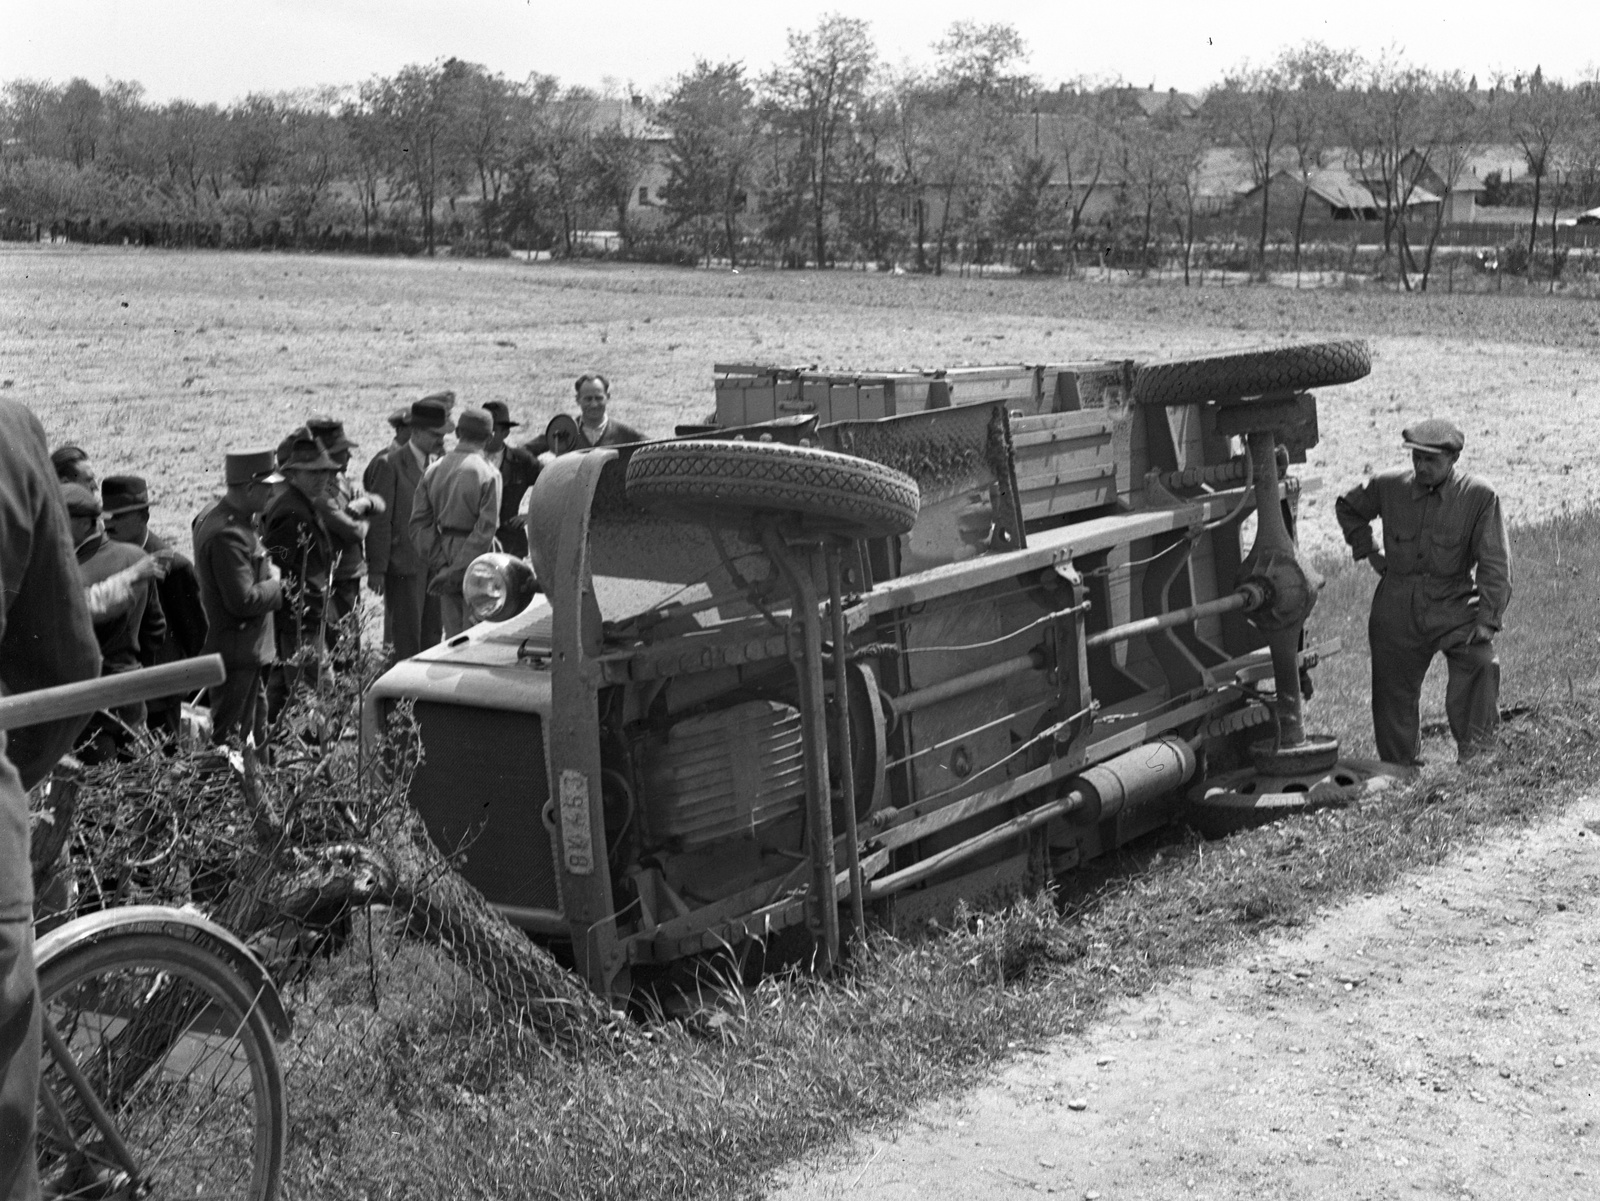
192,450,285,747
483,400,540,558
263,428,341,719
102,474,209,741
364,396,451,661
63,481,168,760
410,406,502,640
1335,417,1512,765
306,416,385,652
1,399,100,1200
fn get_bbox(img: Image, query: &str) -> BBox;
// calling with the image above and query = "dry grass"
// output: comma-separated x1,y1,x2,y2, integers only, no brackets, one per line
5,244,1599,559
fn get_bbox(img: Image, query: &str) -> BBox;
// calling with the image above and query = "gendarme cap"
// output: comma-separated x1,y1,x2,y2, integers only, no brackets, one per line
1401,418,1465,455
101,474,150,515
386,406,412,431
455,407,494,442
60,482,101,518
225,449,284,486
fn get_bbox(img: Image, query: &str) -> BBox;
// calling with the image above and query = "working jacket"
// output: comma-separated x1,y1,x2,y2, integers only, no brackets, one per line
76,532,166,675
1335,466,1513,639
263,482,335,653
410,448,502,595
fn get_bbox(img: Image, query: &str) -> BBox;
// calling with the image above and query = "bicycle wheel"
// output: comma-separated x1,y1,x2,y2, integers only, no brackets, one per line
36,931,287,1201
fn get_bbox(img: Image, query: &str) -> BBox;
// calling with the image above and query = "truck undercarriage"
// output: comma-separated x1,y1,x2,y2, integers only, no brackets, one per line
368,340,1399,1001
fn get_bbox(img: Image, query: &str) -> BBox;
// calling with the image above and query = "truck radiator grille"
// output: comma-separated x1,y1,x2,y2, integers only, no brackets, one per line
408,701,558,912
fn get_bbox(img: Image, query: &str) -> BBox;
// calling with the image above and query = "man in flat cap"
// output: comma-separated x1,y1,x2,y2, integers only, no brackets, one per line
263,429,341,720
63,482,168,760
0,400,100,1200
102,474,209,741
483,401,540,559
410,406,502,640
193,451,285,747
1336,418,1512,765
364,397,452,661
307,417,385,656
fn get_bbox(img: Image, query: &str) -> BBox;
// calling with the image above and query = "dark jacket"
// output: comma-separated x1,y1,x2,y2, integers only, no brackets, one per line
494,445,540,558
263,482,335,654
323,474,370,583
0,399,101,918
193,496,283,667
143,530,208,663
363,443,427,578
76,532,166,675
526,417,646,456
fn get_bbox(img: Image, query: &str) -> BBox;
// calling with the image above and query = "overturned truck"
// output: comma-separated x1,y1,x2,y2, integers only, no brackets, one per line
367,341,1390,1001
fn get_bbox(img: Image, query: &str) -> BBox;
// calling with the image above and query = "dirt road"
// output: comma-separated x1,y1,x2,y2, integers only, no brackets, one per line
770,787,1600,1200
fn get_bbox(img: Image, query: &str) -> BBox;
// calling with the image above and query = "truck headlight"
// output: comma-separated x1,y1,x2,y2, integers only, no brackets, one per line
463,553,538,623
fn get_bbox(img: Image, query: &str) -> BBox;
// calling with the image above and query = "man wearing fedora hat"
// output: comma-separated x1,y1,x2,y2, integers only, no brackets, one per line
63,481,168,761
364,396,452,661
263,428,340,720
102,474,209,741
1336,417,1513,766
307,416,386,652
410,406,502,640
193,450,285,747
483,400,540,558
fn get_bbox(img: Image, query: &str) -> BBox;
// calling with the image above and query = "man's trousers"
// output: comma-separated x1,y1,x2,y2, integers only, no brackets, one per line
209,665,266,749
0,920,38,1201
380,572,441,661
1369,585,1500,765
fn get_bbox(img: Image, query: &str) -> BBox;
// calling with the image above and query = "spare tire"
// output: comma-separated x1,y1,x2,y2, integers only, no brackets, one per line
1131,340,1371,407
625,440,920,540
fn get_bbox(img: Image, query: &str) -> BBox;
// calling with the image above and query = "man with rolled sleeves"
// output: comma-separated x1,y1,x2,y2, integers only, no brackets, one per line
193,450,285,747
1335,418,1512,765
0,399,100,1201
410,406,502,640
64,483,168,760
364,397,451,660
483,401,540,558
102,475,209,741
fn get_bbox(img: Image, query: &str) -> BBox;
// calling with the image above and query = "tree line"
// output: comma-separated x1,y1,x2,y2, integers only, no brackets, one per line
4,18,1599,285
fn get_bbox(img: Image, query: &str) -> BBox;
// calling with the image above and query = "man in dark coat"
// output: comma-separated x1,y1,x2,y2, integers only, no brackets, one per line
263,430,339,720
1,399,100,1201
364,397,450,661
483,401,540,558
102,475,208,741
1335,418,1512,765
64,483,167,760
193,450,285,747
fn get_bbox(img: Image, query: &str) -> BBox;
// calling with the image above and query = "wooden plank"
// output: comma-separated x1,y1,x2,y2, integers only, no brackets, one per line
1010,414,1114,437
1014,462,1117,491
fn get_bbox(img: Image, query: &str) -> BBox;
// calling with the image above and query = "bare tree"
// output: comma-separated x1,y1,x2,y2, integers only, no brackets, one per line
1278,42,1360,279
1205,63,1290,277
1509,76,1580,259
1417,76,1490,290
763,14,877,267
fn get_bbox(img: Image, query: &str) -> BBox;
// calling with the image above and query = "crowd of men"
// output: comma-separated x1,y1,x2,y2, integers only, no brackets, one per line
43,372,642,754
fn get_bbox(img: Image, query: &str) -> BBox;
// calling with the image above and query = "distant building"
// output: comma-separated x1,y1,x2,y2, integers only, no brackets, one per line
1235,167,1441,226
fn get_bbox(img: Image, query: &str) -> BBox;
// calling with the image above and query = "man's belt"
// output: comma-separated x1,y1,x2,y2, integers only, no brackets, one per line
438,525,476,536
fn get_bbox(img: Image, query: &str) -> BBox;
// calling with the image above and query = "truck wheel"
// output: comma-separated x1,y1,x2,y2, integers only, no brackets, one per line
625,440,921,540
1131,340,1371,406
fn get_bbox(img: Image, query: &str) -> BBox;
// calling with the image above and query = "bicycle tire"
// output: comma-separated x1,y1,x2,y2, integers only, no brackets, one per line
35,931,287,1201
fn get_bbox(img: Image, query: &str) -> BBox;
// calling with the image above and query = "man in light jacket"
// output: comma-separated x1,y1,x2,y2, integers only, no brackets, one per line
410,407,502,641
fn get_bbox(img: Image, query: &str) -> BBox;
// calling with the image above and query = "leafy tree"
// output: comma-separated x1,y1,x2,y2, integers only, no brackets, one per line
1509,77,1580,258
57,78,104,167
994,152,1061,267
586,116,651,248
361,61,463,254
763,14,877,267
658,60,758,265
934,20,1032,101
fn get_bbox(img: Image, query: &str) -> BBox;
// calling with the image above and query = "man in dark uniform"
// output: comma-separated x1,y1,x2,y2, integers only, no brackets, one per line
263,430,340,720
307,417,384,653
364,398,449,661
64,483,167,760
101,475,208,741
483,401,539,558
193,450,284,747
1335,418,1512,766
1,399,100,1201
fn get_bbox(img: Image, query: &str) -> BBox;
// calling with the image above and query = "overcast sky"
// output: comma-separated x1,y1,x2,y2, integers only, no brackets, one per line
4,0,1598,104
